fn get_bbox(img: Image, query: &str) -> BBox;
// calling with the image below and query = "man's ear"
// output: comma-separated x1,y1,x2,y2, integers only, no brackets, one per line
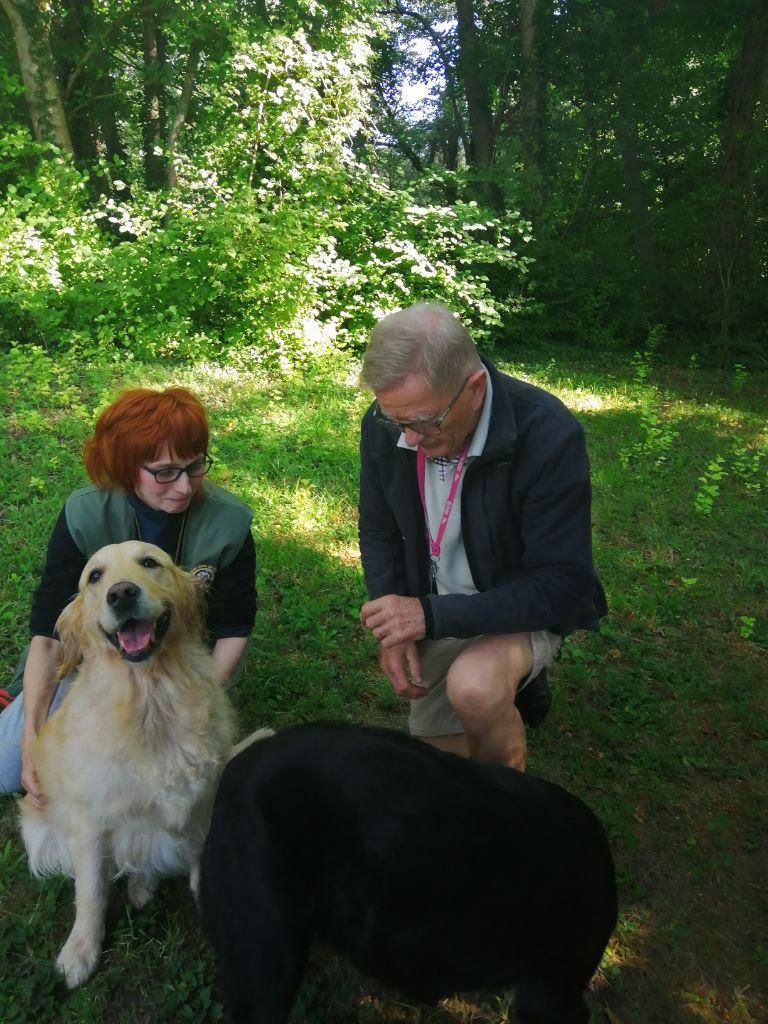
468,367,487,406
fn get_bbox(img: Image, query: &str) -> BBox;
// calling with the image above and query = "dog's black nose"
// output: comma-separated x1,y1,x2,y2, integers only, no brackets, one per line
106,581,140,611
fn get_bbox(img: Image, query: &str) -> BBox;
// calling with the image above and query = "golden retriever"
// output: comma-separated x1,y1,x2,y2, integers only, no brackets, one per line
19,540,234,988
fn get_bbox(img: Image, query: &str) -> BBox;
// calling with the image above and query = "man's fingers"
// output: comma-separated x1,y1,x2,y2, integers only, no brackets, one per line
360,597,386,624
380,628,411,648
405,643,423,686
380,645,409,695
380,639,426,699
405,683,428,699
391,680,426,699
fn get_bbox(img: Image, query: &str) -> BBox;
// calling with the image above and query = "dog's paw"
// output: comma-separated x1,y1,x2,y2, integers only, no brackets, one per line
56,934,101,988
127,874,156,909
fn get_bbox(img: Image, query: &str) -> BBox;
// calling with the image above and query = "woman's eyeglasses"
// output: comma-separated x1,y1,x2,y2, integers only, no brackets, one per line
140,455,214,484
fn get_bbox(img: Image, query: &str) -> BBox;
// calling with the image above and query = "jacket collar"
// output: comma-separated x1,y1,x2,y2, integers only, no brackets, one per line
477,356,519,460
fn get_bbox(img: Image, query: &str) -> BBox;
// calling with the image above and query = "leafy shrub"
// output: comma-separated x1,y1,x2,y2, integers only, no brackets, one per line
0,25,531,364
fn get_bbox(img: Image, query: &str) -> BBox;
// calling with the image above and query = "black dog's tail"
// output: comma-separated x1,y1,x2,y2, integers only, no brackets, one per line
198,765,311,1024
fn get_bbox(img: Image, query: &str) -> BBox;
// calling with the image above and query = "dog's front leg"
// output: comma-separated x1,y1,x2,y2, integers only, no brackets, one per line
56,831,109,988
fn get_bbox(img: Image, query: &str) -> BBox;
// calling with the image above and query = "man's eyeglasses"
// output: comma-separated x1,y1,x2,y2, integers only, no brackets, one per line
140,455,214,484
373,376,470,437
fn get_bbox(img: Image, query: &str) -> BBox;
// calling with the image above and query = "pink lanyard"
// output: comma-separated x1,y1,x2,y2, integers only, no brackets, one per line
416,444,470,566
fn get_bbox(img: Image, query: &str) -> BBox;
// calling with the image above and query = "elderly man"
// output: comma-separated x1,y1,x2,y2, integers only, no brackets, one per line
358,303,606,770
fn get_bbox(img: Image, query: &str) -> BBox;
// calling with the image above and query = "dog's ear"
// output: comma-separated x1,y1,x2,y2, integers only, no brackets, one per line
55,594,85,679
174,567,208,641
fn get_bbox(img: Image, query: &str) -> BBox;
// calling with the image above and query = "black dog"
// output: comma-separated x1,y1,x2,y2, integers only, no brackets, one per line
198,722,617,1024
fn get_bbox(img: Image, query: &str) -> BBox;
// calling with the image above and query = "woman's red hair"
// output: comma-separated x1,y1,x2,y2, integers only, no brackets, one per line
84,387,210,492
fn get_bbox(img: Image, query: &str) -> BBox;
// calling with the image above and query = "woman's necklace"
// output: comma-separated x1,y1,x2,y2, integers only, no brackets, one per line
131,507,188,565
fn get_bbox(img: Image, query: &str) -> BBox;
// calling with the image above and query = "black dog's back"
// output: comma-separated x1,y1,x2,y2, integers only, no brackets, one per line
199,722,617,1024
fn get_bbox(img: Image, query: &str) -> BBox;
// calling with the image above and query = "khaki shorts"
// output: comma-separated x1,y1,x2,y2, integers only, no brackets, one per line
408,631,562,737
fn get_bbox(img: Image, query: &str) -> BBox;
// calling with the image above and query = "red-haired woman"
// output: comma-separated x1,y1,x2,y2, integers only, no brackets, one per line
0,387,256,802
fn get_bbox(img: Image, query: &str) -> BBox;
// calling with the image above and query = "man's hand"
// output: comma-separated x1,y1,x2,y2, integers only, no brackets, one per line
360,595,426,648
379,640,428,700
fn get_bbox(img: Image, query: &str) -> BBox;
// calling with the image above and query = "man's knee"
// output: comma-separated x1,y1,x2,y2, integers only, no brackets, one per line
445,634,531,721
448,634,532,700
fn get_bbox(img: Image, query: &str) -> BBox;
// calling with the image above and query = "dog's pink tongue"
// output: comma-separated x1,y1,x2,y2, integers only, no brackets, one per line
118,622,153,654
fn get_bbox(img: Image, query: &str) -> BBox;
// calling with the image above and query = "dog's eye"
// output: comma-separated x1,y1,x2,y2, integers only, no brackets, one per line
141,557,159,568
88,569,102,584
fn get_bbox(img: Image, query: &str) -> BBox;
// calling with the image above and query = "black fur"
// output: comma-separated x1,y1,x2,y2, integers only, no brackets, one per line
198,722,617,1024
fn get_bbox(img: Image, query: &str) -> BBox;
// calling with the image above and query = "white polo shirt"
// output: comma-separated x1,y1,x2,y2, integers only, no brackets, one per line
398,367,493,595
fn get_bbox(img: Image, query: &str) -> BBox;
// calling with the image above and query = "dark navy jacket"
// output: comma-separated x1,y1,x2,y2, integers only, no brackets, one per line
358,358,607,639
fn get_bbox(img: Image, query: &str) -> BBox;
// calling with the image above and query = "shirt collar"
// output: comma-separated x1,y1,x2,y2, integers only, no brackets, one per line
396,366,493,459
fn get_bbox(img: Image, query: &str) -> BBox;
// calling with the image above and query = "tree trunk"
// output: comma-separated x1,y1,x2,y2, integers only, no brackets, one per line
89,57,129,169
1,0,73,153
520,0,550,217
58,0,129,174
442,118,460,173
708,1,768,343
615,78,663,312
142,0,166,189
57,0,97,165
166,39,202,188
454,0,503,211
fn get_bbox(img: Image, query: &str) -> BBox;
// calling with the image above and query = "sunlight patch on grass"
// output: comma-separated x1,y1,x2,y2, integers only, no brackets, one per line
261,404,301,431
330,541,364,567
290,482,329,534
679,981,761,1024
554,387,636,414
250,480,357,547
608,908,652,972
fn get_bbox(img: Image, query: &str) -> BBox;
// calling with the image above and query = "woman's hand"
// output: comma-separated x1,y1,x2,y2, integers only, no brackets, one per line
20,634,64,807
211,636,249,687
20,743,44,808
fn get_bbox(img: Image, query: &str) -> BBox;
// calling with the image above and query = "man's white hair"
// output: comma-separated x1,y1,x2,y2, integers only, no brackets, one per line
362,303,482,395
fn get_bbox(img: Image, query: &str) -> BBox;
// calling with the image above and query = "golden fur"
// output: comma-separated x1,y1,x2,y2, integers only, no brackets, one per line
19,540,234,988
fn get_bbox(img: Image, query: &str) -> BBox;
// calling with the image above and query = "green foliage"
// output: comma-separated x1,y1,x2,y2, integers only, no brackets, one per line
618,328,679,469
694,455,727,517
731,362,748,391
738,615,756,640
618,405,679,470
0,17,527,363
0,135,99,350
306,177,533,349
731,445,765,494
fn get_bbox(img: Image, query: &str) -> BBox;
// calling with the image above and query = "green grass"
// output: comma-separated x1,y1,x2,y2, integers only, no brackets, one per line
1,342,766,1024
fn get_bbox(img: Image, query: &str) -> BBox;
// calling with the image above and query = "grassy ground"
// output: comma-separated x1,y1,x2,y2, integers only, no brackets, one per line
0,342,766,1024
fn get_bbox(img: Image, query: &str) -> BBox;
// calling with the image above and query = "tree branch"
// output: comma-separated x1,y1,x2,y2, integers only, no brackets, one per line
391,0,470,158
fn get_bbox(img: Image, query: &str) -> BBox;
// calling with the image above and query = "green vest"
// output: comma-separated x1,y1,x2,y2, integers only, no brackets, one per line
10,482,254,695
64,481,253,580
